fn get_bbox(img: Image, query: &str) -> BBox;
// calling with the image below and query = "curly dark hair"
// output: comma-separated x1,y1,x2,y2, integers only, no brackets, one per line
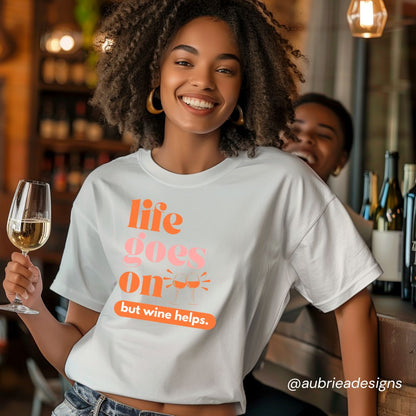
91,0,304,157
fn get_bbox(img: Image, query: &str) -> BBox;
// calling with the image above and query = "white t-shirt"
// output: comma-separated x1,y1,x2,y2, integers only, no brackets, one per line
281,202,374,323
50,147,381,414
345,204,373,248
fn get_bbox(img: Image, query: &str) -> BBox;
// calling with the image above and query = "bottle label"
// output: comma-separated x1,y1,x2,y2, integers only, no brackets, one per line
372,230,402,282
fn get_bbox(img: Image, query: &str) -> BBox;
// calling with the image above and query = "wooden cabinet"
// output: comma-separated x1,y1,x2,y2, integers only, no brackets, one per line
29,0,130,263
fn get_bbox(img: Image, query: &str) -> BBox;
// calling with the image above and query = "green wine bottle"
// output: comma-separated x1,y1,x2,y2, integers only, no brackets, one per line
402,164,416,301
372,151,403,296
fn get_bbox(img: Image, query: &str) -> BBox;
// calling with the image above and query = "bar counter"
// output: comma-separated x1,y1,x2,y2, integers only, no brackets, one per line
253,294,416,416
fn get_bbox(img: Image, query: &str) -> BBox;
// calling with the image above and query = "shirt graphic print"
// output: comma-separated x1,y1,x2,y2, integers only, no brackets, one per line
115,197,216,330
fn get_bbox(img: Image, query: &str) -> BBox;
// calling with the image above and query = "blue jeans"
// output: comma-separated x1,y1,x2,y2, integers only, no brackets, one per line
52,382,174,416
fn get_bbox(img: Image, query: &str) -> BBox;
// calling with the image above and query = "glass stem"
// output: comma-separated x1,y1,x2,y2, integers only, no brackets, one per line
13,294,23,305
13,250,29,305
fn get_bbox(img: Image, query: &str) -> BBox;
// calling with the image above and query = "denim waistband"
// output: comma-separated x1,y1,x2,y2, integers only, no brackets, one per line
72,382,174,416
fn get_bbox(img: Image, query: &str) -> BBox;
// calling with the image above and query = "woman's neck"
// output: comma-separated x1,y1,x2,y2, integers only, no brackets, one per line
152,129,226,174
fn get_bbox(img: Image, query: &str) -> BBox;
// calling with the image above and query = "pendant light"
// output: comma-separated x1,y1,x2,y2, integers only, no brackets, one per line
347,0,388,38
40,0,83,54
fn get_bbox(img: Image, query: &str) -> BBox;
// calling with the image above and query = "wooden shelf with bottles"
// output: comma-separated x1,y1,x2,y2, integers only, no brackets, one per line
38,82,92,95
39,137,131,154
30,0,132,264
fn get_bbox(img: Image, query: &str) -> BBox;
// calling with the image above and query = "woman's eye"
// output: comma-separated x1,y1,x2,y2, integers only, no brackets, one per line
217,68,233,74
176,60,192,67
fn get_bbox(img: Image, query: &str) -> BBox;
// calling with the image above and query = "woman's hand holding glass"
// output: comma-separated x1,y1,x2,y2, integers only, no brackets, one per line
1,180,51,314
3,252,43,312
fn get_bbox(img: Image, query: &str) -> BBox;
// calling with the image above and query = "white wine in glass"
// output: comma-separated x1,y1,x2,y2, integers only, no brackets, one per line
0,180,51,314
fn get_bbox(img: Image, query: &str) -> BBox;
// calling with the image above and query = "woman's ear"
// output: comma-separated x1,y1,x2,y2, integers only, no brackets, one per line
332,151,348,177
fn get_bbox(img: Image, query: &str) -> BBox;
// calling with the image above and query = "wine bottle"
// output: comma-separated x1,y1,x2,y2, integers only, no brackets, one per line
52,153,68,192
39,99,56,139
40,154,53,183
67,153,82,193
55,102,70,140
97,152,110,166
360,171,378,220
41,57,56,84
70,61,86,86
412,265,416,307
72,100,88,141
402,167,416,301
54,58,70,85
86,107,104,142
402,164,416,196
81,154,96,183
372,151,403,295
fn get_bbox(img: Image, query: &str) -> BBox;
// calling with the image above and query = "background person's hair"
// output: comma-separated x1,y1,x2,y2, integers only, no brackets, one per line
91,0,303,157
294,93,354,158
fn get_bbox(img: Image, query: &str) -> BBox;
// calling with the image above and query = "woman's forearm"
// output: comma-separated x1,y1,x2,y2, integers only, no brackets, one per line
335,289,378,416
19,301,84,375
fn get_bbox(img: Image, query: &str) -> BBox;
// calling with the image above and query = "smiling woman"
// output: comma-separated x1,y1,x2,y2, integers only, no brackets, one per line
153,17,243,173
2,2,381,416
91,0,302,159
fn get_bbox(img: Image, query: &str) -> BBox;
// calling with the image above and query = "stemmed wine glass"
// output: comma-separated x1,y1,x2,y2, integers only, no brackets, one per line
186,273,200,305
0,180,51,314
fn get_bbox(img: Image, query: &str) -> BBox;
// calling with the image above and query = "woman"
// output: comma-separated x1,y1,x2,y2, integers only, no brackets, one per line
3,2,379,415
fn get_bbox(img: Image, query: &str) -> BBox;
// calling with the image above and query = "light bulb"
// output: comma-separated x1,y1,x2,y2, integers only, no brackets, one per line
60,35,75,52
41,25,82,54
347,0,388,38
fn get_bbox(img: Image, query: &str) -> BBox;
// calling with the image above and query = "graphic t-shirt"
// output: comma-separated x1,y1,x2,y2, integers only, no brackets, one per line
50,147,381,414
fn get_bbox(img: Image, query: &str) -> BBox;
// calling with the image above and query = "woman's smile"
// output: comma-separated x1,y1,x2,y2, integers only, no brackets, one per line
180,95,217,111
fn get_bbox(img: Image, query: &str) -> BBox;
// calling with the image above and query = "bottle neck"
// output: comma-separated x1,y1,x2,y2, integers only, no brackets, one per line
403,165,416,195
362,171,370,202
370,172,378,211
384,152,399,182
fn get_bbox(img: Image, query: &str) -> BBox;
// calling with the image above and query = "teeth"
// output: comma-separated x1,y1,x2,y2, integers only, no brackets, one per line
181,96,214,110
291,151,316,165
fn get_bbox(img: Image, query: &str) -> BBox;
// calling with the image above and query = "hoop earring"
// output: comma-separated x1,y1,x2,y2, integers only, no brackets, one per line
146,88,163,114
230,105,244,126
332,166,342,177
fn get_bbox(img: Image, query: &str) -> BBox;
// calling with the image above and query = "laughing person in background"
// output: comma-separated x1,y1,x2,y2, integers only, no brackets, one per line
284,92,373,247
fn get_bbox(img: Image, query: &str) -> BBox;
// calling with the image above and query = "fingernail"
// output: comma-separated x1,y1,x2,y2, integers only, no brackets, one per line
27,284,35,293
22,291,29,300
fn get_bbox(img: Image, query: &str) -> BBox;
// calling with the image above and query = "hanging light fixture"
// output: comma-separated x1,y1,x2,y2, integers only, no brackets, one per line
347,0,388,38
41,24,83,54
40,0,83,54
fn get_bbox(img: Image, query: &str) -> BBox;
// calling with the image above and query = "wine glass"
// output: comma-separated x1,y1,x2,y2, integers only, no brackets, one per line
172,274,187,304
0,180,51,314
186,273,200,305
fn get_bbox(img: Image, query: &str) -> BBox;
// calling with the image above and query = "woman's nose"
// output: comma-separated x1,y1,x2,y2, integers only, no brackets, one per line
190,67,215,90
